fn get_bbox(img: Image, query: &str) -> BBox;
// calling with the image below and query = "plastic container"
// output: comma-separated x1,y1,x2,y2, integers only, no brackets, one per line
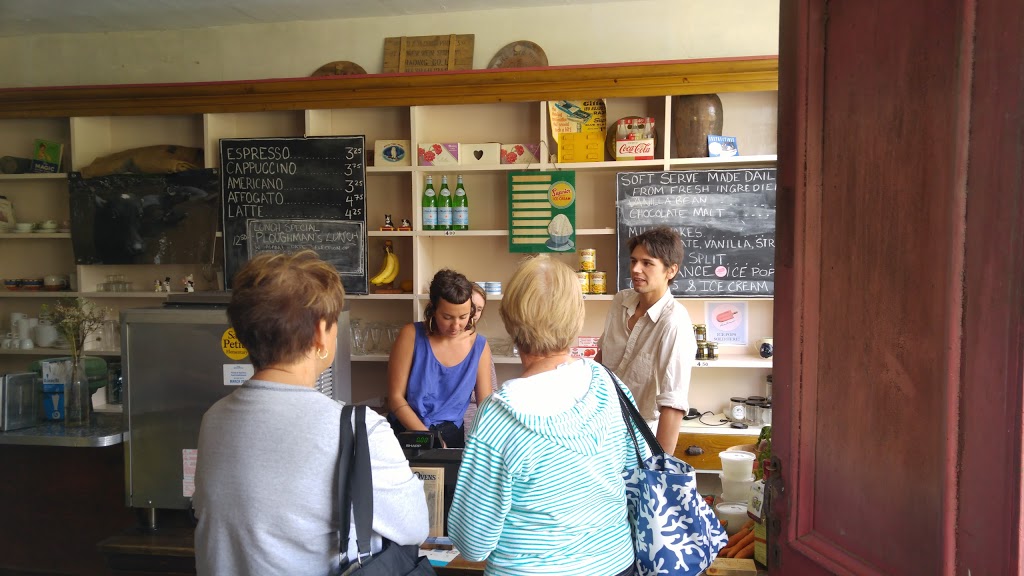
719,473,755,501
719,450,756,481
715,501,750,535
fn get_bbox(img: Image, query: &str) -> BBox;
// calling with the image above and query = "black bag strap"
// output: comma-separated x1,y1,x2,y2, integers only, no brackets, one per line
599,363,666,464
350,406,374,557
338,405,355,551
338,405,375,564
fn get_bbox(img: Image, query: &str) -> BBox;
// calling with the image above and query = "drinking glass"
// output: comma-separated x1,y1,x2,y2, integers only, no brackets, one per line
349,319,365,355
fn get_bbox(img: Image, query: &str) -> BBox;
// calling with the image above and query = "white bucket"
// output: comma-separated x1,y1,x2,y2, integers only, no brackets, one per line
719,450,756,481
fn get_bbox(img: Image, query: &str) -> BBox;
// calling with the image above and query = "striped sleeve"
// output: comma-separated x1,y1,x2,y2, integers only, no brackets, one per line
447,399,514,562
604,366,651,467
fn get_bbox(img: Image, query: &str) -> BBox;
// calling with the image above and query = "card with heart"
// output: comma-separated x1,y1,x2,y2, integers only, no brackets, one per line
459,143,500,166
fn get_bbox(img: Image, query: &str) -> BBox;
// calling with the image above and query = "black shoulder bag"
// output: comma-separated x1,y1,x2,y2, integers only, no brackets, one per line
338,405,436,576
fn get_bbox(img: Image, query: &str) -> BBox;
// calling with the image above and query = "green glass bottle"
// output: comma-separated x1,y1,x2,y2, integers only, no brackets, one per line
437,175,453,231
421,175,437,231
453,174,469,230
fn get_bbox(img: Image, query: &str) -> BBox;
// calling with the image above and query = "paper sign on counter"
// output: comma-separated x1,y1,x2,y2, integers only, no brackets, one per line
182,449,198,497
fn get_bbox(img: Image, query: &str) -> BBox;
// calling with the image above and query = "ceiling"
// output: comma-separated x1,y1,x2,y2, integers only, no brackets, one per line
0,0,623,37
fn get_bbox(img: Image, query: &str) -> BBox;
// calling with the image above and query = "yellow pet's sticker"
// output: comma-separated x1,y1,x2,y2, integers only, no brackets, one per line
221,328,248,360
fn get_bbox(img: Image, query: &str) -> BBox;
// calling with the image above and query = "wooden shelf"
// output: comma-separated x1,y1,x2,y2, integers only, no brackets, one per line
78,292,170,299
348,293,415,300
0,173,68,181
0,232,70,239
666,154,777,168
0,347,120,356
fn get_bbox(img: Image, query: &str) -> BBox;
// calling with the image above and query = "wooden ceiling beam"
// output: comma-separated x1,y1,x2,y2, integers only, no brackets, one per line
0,57,778,119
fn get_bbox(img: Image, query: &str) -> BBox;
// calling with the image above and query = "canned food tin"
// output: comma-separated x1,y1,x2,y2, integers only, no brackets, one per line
589,271,607,294
576,271,590,293
693,324,708,342
580,249,597,272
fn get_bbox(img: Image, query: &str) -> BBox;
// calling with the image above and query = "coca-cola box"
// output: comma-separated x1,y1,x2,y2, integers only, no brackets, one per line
614,117,656,161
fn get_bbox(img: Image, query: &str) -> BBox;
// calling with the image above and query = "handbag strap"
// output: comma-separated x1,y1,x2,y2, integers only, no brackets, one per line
337,405,374,562
599,363,666,461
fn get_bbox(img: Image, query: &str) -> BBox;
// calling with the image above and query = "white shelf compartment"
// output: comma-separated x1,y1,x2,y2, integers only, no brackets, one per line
348,293,415,301
694,355,772,369
400,228,615,238
665,154,777,168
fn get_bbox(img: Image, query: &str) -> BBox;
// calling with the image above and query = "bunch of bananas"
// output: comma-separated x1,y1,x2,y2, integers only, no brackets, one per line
370,240,399,286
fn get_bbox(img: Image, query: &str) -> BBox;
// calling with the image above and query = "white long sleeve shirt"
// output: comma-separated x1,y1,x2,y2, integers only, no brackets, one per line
599,289,697,425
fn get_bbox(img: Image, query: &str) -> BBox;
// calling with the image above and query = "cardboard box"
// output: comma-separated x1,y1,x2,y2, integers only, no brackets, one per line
417,143,459,166
500,143,541,165
577,336,601,347
615,138,655,161
569,347,598,359
374,140,411,167
459,143,501,166
705,558,757,576
557,133,603,163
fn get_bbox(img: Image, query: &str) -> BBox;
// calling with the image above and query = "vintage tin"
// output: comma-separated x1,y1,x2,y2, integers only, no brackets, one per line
576,271,590,293
589,271,607,294
579,248,597,272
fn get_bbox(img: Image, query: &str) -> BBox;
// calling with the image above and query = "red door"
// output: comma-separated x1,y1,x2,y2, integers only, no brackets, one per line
774,1,1024,574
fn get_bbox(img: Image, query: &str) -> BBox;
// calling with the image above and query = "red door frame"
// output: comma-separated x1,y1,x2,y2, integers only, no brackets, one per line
775,0,1023,574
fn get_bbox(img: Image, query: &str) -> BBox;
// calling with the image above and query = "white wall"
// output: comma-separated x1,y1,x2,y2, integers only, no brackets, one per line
0,0,778,88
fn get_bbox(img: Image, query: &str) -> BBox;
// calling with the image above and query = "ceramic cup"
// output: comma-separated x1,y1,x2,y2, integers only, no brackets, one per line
14,222,33,232
19,338,34,350
40,219,57,230
43,274,67,291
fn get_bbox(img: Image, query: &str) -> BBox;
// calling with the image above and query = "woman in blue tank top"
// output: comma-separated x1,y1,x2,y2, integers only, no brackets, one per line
387,269,493,448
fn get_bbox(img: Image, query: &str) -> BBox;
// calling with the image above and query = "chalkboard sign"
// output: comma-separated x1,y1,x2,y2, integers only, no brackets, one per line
221,136,367,294
69,169,220,265
616,168,776,297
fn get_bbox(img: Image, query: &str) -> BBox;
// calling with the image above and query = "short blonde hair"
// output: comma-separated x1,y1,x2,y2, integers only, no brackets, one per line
228,250,345,369
499,255,584,355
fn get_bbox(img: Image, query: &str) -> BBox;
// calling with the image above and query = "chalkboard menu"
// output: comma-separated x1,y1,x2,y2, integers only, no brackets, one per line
616,168,776,297
221,136,367,294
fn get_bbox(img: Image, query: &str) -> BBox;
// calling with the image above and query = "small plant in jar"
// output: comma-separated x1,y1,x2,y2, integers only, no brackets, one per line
41,297,111,426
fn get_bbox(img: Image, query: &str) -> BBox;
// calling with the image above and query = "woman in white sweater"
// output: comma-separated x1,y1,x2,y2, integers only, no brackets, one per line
193,250,428,575
448,255,643,576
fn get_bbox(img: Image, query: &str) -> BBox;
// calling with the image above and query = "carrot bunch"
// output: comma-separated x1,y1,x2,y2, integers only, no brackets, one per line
718,519,756,559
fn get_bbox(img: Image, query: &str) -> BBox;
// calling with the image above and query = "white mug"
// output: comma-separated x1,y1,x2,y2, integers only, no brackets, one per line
34,324,58,348
10,312,27,335
2,336,13,349
19,338,34,350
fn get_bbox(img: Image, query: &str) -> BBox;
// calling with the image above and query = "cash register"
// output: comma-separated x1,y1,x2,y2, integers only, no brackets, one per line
397,431,463,535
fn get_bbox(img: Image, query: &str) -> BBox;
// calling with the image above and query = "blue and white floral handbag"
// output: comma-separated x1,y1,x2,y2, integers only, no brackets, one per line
611,373,728,576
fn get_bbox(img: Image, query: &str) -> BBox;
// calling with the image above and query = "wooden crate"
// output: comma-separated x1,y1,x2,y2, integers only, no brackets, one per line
382,34,475,73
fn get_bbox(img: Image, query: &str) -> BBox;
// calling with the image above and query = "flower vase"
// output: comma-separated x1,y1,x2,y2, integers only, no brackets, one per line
64,357,91,427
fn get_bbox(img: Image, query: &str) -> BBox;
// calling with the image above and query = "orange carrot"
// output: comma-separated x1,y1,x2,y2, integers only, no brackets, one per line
734,542,755,559
730,530,756,555
725,525,751,548
741,519,755,532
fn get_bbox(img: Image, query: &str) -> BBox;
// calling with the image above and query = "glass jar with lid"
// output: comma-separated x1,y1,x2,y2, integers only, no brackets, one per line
729,397,747,422
760,402,772,426
693,324,708,342
744,399,761,426
695,342,708,360
706,341,720,360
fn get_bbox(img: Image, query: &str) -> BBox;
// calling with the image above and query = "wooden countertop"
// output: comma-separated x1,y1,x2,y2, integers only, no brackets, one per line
97,526,485,575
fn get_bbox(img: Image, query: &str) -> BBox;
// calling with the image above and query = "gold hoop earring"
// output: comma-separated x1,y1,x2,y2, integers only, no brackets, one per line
316,348,328,360
427,316,436,334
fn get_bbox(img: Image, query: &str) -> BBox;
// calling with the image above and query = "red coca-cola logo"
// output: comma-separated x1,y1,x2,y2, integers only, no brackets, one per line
617,141,653,154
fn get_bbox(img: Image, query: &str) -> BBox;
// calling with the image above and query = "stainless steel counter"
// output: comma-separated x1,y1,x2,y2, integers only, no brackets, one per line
0,413,125,447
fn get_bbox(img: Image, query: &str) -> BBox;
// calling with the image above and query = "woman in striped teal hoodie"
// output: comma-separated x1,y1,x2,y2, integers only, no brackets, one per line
448,255,645,576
